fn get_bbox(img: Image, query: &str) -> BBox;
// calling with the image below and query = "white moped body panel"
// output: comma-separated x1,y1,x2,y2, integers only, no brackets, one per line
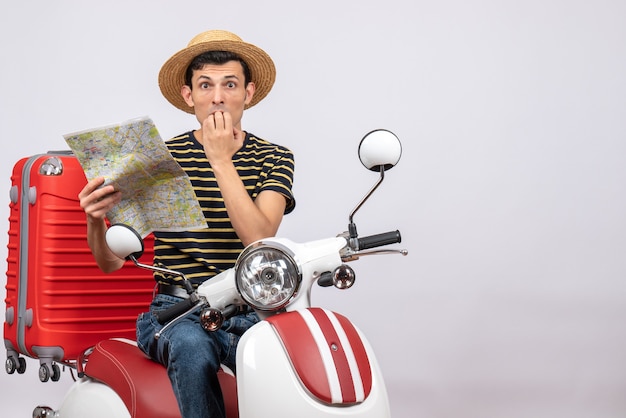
57,377,130,418
237,316,391,418
197,268,244,310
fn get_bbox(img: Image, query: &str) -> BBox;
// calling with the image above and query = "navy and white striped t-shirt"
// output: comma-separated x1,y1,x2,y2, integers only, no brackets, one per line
153,130,295,287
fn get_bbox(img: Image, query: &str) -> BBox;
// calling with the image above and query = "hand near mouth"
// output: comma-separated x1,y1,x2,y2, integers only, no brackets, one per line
200,110,245,166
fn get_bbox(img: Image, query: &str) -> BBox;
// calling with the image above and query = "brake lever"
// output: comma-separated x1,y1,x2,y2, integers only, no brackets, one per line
154,299,206,340
341,247,408,262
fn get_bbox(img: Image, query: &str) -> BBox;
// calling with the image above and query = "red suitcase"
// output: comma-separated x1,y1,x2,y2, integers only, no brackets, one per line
3,151,155,382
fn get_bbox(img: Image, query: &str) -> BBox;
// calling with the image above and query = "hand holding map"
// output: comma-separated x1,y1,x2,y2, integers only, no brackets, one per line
64,116,206,237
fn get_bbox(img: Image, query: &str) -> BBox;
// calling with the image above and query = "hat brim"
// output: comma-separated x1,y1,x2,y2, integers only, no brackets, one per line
158,39,276,114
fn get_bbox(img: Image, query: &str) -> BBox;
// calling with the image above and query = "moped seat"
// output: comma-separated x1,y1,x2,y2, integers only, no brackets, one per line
84,338,238,417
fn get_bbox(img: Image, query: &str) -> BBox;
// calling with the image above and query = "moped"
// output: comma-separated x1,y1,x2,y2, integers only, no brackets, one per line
33,128,407,418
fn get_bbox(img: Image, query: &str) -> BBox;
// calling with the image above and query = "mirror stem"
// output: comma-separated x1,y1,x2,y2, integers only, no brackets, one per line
348,165,385,238
128,255,195,296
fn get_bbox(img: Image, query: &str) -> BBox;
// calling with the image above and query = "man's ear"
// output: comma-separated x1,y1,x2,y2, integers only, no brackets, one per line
244,82,256,106
181,85,194,107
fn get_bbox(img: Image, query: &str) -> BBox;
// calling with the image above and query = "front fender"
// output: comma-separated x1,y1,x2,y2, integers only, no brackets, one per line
236,308,390,418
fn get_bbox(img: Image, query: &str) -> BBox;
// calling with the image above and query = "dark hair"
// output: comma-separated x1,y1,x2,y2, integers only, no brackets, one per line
184,50,252,88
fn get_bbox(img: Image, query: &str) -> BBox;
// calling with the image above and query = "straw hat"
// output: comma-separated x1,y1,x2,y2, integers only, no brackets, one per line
158,30,276,113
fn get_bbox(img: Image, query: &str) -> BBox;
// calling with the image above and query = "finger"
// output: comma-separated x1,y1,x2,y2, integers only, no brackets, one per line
93,191,121,215
213,111,225,131
204,113,213,128
78,176,105,199
204,113,215,131
222,111,232,132
80,184,119,212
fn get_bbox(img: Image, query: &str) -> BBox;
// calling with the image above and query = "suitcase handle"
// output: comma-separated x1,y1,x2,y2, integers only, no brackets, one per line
45,150,74,155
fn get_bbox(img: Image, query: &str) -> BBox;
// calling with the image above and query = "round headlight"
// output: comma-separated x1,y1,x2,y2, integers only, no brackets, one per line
235,242,301,311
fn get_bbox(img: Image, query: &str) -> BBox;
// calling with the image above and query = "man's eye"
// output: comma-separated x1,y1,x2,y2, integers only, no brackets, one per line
200,82,210,89
227,82,236,88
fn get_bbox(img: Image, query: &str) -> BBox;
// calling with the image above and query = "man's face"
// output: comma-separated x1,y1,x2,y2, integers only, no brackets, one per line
181,60,255,129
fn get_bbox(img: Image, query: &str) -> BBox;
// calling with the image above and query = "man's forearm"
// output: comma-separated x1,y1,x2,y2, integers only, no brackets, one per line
87,216,125,273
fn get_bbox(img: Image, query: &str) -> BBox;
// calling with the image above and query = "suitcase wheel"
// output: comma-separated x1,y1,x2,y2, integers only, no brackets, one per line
38,363,61,382
5,356,26,375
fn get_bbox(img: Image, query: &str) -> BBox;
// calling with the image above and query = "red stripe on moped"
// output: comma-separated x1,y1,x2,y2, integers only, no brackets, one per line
308,308,358,402
267,308,372,405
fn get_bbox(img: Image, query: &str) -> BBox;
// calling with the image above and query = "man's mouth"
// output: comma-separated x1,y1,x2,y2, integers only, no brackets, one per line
209,106,227,115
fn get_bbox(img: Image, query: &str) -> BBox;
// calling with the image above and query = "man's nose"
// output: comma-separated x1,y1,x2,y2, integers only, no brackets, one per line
212,86,224,104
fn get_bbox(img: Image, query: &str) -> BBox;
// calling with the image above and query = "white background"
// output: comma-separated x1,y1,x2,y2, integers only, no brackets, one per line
1,1,626,417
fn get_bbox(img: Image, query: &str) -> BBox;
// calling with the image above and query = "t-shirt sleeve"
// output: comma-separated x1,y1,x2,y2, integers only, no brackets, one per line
261,147,296,214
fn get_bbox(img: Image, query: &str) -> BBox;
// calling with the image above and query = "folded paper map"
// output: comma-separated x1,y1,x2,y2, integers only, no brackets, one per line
64,116,206,237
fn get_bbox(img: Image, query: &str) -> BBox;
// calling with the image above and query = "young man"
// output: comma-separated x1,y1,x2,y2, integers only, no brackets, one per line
79,30,296,418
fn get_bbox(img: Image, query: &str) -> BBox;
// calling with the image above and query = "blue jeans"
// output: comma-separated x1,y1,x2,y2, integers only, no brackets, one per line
136,294,259,418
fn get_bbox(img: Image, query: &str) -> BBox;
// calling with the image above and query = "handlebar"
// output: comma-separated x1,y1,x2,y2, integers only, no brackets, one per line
155,298,199,324
154,231,402,323
357,230,401,250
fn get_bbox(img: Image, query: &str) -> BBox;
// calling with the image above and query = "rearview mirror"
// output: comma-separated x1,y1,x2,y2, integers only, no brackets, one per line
358,129,402,172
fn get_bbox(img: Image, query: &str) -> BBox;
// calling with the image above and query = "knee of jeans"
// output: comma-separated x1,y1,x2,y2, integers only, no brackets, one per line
170,335,223,374
222,312,259,336
169,323,218,353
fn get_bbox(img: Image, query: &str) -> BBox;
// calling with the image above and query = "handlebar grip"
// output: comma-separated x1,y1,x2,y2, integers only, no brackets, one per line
357,230,401,250
155,298,197,324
